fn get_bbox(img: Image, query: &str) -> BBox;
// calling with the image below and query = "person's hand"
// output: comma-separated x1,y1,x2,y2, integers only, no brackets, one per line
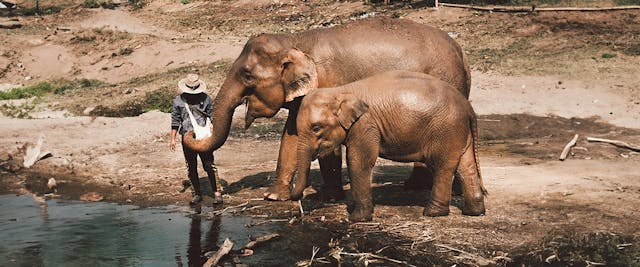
169,139,176,152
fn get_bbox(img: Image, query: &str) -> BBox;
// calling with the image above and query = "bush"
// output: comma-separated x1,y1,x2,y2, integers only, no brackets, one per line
143,88,174,113
83,0,117,9
128,0,146,10
0,79,107,100
0,83,52,100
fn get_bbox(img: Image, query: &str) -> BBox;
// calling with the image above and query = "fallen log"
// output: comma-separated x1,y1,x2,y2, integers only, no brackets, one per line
587,137,640,152
439,3,640,12
203,238,234,267
244,233,280,249
559,134,579,161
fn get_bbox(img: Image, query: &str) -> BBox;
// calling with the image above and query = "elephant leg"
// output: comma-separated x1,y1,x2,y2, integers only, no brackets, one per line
456,140,486,216
423,159,457,217
318,148,345,201
264,114,299,201
346,145,378,222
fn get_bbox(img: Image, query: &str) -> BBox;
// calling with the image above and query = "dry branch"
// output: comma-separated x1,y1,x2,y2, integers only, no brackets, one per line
339,252,416,266
244,233,280,249
246,219,288,228
435,244,495,266
439,3,640,12
559,134,579,161
298,199,304,216
211,201,249,216
587,137,640,152
203,238,234,267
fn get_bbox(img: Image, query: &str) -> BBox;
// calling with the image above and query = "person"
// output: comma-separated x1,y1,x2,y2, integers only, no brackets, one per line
169,73,223,205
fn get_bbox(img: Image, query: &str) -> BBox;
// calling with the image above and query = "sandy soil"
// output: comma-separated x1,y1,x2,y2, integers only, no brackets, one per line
2,1,640,266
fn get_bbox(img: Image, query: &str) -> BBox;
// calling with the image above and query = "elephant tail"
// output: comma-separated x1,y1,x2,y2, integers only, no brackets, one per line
471,112,488,196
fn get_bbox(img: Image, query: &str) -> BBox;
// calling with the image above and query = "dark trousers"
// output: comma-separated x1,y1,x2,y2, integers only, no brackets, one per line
182,139,221,195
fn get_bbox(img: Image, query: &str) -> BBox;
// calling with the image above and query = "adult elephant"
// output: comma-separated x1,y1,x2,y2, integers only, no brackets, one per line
184,17,471,201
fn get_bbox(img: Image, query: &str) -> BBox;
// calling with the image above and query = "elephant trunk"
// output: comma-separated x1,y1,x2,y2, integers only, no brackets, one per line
290,142,314,200
183,76,244,153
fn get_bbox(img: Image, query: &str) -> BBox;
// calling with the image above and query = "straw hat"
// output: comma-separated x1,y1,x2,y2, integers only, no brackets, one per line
178,73,207,94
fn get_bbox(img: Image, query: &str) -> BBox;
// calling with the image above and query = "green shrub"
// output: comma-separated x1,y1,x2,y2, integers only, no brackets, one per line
143,88,174,113
0,79,107,100
83,0,117,9
128,0,146,9
601,53,617,59
0,83,52,100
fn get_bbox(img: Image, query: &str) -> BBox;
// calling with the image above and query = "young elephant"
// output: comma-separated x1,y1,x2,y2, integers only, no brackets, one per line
291,71,486,222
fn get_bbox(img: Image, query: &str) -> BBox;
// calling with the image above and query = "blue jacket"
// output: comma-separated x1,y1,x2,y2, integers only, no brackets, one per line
170,93,212,135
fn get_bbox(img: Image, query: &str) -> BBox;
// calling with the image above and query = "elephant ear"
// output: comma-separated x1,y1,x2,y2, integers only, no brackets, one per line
335,93,369,130
281,49,318,102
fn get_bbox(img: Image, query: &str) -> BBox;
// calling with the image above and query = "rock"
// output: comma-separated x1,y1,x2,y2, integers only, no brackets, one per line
80,192,104,202
47,178,57,191
83,106,95,115
23,136,45,168
56,26,73,32
0,1,17,9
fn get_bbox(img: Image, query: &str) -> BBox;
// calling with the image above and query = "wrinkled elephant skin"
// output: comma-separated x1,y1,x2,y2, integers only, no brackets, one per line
292,71,486,222
182,17,471,201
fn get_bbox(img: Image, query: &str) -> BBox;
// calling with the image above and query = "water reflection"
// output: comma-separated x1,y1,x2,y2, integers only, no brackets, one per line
0,194,272,267
186,205,221,267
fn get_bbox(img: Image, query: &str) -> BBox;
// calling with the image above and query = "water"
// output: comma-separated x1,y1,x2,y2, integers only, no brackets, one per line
0,194,297,267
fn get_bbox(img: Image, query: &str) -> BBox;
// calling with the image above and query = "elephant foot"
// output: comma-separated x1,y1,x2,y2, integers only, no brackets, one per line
349,206,374,222
320,185,345,202
462,200,486,216
423,203,450,217
263,183,291,201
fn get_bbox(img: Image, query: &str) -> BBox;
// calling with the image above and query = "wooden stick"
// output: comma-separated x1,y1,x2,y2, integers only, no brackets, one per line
439,3,640,12
559,134,579,161
244,233,280,249
246,219,288,228
587,137,640,152
339,252,417,266
298,200,304,216
212,201,249,216
203,238,234,267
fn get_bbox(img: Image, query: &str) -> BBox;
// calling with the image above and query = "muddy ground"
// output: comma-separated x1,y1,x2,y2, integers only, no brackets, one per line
1,0,640,266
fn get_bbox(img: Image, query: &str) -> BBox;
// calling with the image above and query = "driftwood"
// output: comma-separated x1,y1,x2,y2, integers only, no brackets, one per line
246,219,288,228
587,137,640,152
211,201,249,216
339,252,417,266
559,134,579,161
439,3,640,12
203,238,234,267
435,244,495,266
244,233,280,249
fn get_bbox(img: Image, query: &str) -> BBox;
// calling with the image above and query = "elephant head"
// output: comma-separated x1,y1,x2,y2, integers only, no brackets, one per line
290,91,369,200
183,34,319,152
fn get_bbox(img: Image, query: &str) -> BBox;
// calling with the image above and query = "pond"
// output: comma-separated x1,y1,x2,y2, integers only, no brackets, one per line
0,194,331,267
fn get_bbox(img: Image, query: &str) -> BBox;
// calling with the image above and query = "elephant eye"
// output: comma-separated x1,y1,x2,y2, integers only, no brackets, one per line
241,69,255,82
311,125,322,133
